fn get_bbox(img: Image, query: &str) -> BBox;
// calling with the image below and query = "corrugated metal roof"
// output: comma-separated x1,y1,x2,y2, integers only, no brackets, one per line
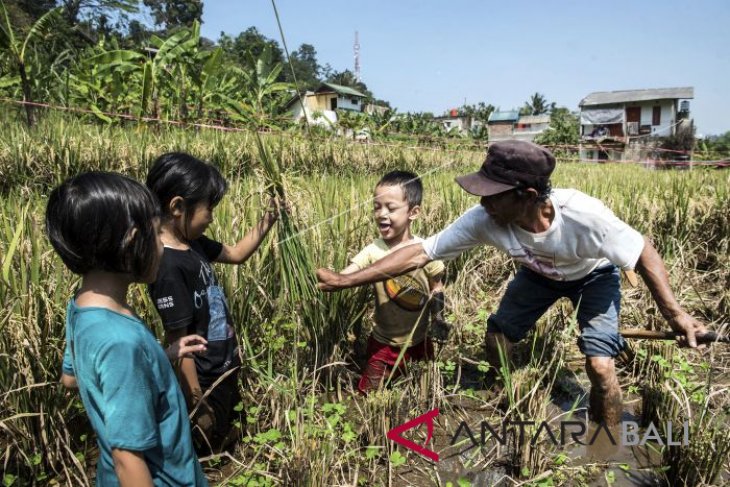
317,82,367,98
517,114,551,124
488,110,520,122
580,87,693,106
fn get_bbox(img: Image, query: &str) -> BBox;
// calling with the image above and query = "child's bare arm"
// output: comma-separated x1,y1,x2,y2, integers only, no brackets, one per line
216,197,283,265
215,213,276,264
166,328,216,437
318,242,431,291
166,329,202,399
60,373,78,389
112,449,153,487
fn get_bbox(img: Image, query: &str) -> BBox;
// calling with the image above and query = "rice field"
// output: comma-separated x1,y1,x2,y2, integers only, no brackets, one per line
0,112,728,486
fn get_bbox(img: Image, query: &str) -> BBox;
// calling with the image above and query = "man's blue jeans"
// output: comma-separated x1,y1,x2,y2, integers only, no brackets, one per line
487,265,625,357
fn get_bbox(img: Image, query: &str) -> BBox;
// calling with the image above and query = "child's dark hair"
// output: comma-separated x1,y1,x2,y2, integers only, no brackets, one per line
45,172,160,278
146,152,228,216
376,170,423,208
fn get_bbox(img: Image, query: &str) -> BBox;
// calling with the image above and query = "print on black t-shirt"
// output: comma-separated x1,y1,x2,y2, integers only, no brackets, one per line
148,236,240,384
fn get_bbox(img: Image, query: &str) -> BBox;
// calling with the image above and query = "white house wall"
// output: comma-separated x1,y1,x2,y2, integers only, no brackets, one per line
288,105,337,128
581,101,679,137
312,110,338,127
289,103,305,121
636,101,675,135
337,96,362,111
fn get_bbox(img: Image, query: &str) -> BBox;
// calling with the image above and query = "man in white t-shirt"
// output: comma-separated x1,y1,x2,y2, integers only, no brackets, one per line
317,140,706,425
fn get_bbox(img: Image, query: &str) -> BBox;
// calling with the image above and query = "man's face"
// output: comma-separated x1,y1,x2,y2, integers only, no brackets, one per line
479,189,524,226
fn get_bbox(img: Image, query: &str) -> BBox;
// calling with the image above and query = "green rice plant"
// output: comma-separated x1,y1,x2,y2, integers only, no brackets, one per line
636,342,680,427
663,411,730,486
658,349,730,486
0,196,90,484
631,339,730,485
492,321,569,479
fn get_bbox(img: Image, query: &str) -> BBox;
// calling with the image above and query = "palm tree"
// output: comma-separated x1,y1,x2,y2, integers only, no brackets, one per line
521,92,555,116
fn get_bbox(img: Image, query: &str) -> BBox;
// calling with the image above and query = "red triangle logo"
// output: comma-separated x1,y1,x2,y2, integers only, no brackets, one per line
386,408,439,462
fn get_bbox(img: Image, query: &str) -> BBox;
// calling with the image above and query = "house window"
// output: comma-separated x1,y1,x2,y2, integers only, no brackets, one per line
330,98,337,110
652,106,661,126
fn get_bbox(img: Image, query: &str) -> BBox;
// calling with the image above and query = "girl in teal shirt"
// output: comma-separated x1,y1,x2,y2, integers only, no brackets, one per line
48,172,208,487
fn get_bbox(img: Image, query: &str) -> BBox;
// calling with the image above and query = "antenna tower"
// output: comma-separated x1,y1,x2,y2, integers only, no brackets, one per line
354,31,361,82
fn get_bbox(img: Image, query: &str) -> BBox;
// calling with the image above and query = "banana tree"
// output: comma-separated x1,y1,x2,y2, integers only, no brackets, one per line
0,3,62,126
368,107,397,138
190,46,223,119
240,45,292,127
335,109,368,140
85,22,200,120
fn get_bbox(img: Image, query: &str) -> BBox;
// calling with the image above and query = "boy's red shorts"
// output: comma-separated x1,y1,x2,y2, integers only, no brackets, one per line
358,336,433,393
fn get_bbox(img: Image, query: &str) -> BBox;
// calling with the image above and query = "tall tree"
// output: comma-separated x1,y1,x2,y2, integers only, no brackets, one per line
143,0,202,29
284,43,320,90
459,101,495,123
219,27,283,69
126,18,152,45
59,0,138,26
521,92,555,116
241,45,291,123
326,69,370,96
534,107,579,146
3,0,55,25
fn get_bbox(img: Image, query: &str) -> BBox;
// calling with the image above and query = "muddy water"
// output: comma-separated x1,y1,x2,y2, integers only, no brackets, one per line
397,397,667,486
564,403,663,486
395,360,713,487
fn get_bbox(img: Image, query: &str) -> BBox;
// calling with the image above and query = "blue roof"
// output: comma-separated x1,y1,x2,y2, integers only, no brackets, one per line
488,110,520,122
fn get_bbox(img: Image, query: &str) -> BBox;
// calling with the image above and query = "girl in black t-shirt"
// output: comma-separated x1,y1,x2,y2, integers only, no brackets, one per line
146,152,281,453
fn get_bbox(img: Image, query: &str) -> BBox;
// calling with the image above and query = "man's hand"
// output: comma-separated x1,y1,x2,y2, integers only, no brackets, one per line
316,268,348,291
667,312,707,348
165,335,207,360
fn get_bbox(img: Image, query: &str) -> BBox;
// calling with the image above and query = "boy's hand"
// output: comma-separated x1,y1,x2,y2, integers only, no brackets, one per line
166,335,207,360
430,318,452,345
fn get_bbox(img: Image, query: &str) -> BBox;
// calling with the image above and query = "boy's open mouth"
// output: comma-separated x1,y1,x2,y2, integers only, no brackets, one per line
378,222,391,232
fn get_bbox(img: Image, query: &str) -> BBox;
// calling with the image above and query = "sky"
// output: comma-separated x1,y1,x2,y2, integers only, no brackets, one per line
198,0,729,135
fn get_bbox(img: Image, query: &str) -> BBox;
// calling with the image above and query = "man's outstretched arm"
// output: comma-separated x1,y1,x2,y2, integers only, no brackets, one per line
634,236,706,347
317,242,431,291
